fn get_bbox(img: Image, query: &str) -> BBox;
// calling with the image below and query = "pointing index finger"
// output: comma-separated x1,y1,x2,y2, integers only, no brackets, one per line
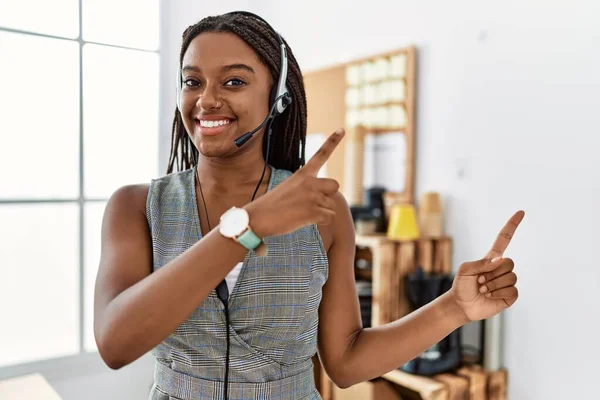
302,128,345,176
487,210,525,259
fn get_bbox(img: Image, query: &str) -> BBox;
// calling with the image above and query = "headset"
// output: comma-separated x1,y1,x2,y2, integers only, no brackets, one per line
175,11,292,147
176,11,292,400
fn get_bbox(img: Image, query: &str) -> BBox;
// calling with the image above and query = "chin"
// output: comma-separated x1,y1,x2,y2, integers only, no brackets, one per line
196,138,238,158
196,128,262,158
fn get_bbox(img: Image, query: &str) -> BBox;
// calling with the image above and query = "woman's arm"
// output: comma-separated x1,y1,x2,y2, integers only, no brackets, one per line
94,184,252,369
317,193,522,388
316,193,464,388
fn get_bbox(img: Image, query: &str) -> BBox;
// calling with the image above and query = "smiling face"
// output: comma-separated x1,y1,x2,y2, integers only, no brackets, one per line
179,31,273,158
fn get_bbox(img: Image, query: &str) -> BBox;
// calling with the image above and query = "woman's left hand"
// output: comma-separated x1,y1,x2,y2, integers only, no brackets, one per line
450,210,525,322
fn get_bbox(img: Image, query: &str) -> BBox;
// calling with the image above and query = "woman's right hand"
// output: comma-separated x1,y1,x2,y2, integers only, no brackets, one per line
244,128,346,238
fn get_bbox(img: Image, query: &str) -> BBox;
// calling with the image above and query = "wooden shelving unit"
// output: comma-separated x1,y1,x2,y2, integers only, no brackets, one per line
315,233,508,400
355,234,396,327
354,233,453,326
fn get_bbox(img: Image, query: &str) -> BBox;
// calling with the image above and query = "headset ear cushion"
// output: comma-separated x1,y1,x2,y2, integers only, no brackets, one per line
283,92,292,107
269,86,291,117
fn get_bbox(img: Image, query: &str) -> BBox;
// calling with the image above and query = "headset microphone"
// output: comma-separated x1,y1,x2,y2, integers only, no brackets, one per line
233,92,291,147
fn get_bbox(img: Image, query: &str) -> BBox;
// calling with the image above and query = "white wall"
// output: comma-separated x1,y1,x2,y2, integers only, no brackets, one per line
258,1,600,399
160,1,600,398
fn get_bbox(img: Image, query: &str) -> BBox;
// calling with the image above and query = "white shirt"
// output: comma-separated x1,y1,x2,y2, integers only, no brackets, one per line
225,262,243,298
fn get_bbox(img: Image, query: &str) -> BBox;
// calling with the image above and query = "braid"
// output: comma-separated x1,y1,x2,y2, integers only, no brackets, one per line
166,13,307,174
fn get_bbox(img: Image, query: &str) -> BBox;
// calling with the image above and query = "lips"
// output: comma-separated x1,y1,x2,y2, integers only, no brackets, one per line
194,117,235,137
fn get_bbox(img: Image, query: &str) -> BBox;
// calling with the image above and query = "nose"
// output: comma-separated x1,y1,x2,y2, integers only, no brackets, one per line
198,84,221,110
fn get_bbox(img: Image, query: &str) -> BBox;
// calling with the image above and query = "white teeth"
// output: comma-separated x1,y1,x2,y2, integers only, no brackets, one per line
199,119,230,128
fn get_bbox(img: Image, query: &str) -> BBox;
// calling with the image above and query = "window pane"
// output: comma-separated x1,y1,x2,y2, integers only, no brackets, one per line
0,203,79,367
83,44,159,198
84,201,106,352
0,0,79,38
82,0,159,51
0,31,80,200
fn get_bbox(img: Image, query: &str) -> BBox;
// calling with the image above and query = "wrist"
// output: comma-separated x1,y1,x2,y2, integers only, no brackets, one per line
243,203,268,238
439,291,470,328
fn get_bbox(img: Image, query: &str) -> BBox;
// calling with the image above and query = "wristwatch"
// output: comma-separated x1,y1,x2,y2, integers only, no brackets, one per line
219,206,262,250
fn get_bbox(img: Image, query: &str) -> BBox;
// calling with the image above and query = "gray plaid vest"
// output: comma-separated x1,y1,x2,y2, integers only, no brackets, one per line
145,166,327,400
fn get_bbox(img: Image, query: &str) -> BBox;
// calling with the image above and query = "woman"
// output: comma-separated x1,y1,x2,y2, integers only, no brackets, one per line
93,11,525,400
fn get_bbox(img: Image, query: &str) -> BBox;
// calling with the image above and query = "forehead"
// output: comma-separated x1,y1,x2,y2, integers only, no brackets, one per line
183,31,265,72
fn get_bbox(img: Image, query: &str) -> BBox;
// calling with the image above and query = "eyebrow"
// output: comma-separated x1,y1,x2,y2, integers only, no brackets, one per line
182,63,255,74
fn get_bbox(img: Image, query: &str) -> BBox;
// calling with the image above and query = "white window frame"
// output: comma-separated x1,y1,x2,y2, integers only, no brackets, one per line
0,0,160,380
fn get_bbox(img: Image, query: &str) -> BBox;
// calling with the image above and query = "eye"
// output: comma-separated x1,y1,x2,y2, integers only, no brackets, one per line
224,78,246,87
183,78,201,87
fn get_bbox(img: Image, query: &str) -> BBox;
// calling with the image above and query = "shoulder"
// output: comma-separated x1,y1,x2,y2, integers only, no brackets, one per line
100,184,152,248
106,184,150,217
317,191,354,253
331,191,354,241
106,168,191,217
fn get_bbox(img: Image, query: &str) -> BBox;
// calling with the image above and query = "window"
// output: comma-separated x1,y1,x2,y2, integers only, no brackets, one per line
0,0,160,368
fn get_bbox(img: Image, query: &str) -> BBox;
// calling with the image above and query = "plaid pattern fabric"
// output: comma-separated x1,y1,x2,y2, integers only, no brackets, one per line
151,361,321,400
145,166,328,400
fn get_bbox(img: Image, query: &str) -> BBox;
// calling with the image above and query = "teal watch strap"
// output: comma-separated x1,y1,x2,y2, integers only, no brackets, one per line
236,228,262,250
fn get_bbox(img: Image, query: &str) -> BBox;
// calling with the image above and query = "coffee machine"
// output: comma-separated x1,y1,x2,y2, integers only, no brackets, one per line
350,186,387,233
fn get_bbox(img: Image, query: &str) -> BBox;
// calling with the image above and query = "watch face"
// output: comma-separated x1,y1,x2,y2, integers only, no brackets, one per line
220,207,249,238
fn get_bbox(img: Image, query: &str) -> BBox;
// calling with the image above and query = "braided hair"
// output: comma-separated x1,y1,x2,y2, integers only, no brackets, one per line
166,13,307,174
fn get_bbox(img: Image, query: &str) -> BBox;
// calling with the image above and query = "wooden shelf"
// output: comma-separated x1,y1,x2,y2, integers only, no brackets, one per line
382,369,448,400
334,378,403,400
356,233,452,245
355,233,392,247
380,364,507,400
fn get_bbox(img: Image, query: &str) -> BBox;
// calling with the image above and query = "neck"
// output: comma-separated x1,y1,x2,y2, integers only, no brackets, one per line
195,150,271,196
